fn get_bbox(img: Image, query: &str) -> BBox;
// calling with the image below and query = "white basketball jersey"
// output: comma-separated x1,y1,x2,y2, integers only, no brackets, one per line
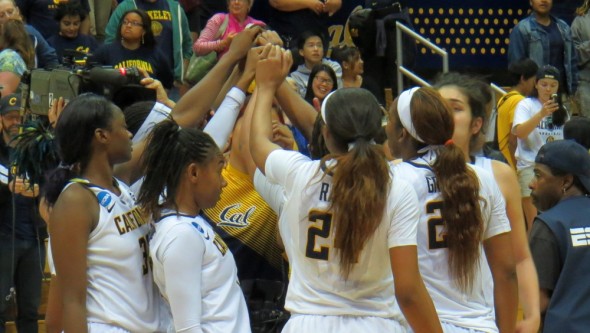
392,151,510,332
63,178,163,332
150,213,250,333
265,150,420,320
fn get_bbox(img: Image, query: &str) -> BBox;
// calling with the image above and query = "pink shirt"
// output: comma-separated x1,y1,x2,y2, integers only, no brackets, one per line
193,13,266,58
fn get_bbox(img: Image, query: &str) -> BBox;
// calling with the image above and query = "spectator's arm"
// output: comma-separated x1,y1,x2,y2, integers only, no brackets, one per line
193,14,226,55
507,25,528,66
571,18,590,68
179,4,194,60
29,27,59,68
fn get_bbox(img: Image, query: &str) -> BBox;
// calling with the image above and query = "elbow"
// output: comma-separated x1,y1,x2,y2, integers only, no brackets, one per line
395,281,423,310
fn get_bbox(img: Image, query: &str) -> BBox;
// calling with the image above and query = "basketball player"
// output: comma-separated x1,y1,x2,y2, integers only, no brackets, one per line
44,94,165,332
138,119,250,332
386,86,518,332
249,46,442,332
435,73,540,332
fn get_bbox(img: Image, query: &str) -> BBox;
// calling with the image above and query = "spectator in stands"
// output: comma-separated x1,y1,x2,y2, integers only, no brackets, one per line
497,58,539,169
304,63,337,105
331,45,363,88
508,0,578,98
572,0,590,118
194,0,265,59
0,19,34,95
16,0,90,39
47,2,99,64
0,0,58,69
0,93,45,333
528,139,590,332
268,0,341,49
105,0,193,90
92,9,174,89
512,65,569,230
289,30,341,98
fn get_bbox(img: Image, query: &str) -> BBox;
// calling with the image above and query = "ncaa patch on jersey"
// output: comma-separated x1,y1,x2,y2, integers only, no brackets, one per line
192,222,210,240
97,191,112,208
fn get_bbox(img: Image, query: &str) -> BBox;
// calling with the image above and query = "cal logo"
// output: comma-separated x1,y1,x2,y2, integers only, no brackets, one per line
218,204,255,228
8,96,17,106
97,191,112,208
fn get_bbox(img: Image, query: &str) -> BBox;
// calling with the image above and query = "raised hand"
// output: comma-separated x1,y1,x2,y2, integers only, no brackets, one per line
255,46,293,91
227,25,265,61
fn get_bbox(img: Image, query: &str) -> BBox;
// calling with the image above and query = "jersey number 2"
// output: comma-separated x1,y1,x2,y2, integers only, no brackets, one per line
426,201,448,249
305,211,332,260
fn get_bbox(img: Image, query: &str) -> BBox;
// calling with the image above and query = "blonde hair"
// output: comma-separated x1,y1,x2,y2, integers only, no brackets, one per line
576,0,590,16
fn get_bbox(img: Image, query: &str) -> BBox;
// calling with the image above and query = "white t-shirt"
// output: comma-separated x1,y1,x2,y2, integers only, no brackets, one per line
265,149,420,319
61,179,164,332
512,97,564,170
392,151,510,332
150,212,250,333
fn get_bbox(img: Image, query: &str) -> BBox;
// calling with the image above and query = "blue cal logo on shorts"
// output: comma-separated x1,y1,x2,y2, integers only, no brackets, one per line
97,191,112,208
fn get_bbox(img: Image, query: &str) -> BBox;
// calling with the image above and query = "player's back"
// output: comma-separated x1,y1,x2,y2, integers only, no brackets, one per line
392,154,509,331
266,150,419,320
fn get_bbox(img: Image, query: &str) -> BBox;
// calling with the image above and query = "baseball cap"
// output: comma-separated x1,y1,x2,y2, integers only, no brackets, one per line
536,65,560,81
535,140,590,193
0,93,21,115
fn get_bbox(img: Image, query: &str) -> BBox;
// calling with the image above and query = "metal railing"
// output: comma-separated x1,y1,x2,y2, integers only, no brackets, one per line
396,21,448,95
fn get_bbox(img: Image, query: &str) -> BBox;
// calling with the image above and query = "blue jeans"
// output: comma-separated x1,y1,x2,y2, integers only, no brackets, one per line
0,234,45,333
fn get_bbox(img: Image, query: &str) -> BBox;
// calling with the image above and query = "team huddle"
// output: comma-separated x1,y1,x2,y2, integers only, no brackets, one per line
0,4,589,330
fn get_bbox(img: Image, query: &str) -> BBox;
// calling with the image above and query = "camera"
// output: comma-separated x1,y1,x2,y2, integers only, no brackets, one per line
551,93,558,104
24,50,155,115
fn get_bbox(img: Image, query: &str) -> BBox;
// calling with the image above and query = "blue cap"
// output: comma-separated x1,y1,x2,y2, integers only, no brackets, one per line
0,93,21,115
535,140,590,193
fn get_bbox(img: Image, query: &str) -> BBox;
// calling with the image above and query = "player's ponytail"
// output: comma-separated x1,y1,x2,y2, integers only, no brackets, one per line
320,88,390,279
406,87,484,292
137,119,219,218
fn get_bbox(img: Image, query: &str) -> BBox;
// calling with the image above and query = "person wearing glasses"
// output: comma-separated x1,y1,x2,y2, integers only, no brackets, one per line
289,30,342,99
304,63,338,105
91,9,174,89
105,0,192,93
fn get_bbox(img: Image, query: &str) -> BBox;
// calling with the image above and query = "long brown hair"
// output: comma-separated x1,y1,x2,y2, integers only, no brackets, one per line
320,88,390,279
0,19,34,69
407,87,484,292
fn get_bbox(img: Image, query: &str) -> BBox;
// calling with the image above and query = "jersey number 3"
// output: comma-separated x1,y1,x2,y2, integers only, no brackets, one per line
305,211,332,260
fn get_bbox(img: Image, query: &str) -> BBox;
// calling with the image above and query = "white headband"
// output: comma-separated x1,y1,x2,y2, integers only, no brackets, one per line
397,87,424,143
320,91,337,126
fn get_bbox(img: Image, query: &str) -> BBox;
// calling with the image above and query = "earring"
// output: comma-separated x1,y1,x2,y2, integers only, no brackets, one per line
562,187,567,194
141,35,145,45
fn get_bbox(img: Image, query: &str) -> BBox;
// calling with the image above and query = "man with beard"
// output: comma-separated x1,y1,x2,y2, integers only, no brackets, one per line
0,93,45,333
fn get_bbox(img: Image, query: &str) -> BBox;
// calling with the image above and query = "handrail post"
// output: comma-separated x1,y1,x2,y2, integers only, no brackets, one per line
396,21,448,95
